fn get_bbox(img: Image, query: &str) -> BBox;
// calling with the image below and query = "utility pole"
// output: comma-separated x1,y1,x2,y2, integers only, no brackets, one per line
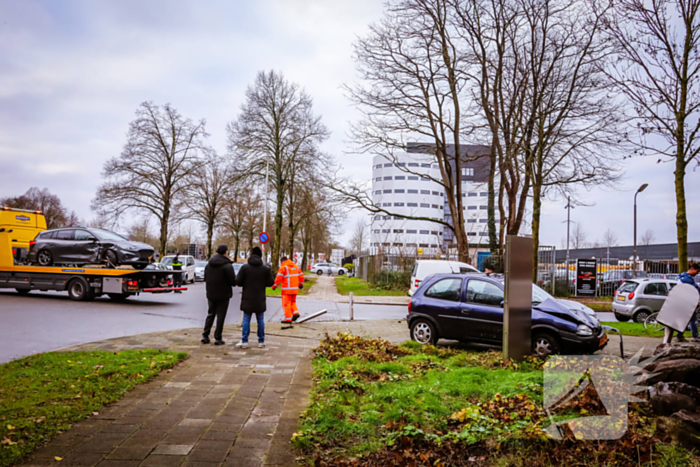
262,159,269,257
565,196,572,268
633,183,649,277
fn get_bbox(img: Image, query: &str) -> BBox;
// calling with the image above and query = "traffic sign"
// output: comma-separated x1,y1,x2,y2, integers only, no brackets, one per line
259,232,269,244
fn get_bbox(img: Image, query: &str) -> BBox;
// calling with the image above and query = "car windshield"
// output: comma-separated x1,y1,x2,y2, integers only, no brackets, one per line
532,284,554,306
90,229,128,242
160,257,178,266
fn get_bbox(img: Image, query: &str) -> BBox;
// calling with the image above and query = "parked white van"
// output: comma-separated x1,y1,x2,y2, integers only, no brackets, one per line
409,260,480,296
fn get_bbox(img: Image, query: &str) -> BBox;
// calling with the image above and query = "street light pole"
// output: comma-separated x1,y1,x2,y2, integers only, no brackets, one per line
633,183,649,277
262,159,269,255
565,196,572,267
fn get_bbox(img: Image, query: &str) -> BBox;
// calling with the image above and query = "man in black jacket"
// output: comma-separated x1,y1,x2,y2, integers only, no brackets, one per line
234,246,274,349
202,244,236,345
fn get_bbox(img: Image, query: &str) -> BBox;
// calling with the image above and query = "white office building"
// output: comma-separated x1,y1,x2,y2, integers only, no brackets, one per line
369,152,446,255
369,144,493,256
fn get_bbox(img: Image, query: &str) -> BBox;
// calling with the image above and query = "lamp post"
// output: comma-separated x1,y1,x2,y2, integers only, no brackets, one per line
633,183,648,277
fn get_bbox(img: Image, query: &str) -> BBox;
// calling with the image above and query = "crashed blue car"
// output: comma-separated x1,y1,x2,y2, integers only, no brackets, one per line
406,273,607,357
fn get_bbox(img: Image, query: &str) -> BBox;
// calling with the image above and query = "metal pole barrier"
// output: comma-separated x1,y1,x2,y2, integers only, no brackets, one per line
349,292,354,321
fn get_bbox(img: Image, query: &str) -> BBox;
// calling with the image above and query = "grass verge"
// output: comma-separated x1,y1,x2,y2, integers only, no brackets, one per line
335,277,407,296
0,350,186,467
293,334,696,466
601,321,665,337
266,274,318,296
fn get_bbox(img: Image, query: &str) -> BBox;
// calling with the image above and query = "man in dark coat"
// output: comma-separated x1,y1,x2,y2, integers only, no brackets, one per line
234,246,274,349
201,244,236,345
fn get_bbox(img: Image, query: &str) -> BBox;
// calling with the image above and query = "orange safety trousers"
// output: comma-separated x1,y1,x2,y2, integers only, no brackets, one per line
282,294,299,321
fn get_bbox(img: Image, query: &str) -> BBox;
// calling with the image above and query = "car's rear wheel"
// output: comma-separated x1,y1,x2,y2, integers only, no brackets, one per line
338,269,345,276
532,332,560,358
15,288,30,295
316,270,323,275
614,312,631,322
410,319,438,345
633,309,652,323
67,278,94,301
132,263,148,270
37,249,53,266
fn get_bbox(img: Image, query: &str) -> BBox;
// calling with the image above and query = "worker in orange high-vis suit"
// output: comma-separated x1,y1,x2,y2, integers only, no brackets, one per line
271,256,305,323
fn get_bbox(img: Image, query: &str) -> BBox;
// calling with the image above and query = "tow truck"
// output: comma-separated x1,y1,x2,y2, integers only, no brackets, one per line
0,224,186,301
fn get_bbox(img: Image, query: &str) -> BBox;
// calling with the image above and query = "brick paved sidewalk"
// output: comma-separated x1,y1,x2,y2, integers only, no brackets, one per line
290,275,410,305
20,326,317,467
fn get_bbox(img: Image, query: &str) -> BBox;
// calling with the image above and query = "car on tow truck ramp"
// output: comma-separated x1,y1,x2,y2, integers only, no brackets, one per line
0,228,185,301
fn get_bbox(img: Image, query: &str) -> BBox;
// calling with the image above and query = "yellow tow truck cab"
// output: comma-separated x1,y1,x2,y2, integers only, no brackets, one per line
0,207,47,260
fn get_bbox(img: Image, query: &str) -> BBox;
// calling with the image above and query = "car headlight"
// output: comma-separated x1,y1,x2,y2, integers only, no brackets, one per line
576,324,593,336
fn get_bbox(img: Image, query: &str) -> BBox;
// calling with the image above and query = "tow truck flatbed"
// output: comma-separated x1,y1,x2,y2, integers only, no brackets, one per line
0,229,186,301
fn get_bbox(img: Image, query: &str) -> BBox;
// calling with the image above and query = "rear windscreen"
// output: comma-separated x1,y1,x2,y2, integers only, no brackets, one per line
618,281,639,293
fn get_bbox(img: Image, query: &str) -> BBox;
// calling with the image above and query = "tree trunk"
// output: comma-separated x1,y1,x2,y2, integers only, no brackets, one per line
272,174,285,274
487,142,498,255
675,157,688,271
531,182,543,282
206,219,214,259
234,235,240,262
159,206,169,257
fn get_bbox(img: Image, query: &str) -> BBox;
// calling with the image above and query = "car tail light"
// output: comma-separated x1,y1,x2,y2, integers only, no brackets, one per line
12,249,16,255
415,279,420,288
29,240,36,247
127,280,138,287
628,292,634,300
408,301,412,313
167,280,173,286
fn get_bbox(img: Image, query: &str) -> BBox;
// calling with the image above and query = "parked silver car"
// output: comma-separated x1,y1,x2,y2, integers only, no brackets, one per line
310,263,347,276
611,278,678,323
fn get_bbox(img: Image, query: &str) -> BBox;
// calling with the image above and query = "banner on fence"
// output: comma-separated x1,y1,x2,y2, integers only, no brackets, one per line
576,259,597,297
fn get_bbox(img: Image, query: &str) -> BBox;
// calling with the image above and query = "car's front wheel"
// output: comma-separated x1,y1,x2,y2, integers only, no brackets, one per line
37,249,53,266
532,332,560,358
613,312,631,322
410,319,438,345
132,263,148,270
104,250,119,266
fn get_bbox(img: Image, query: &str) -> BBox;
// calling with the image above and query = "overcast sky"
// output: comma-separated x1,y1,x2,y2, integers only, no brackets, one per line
0,0,698,251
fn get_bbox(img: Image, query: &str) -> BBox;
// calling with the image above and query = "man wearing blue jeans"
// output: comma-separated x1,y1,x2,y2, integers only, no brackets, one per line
234,247,274,348
677,263,700,342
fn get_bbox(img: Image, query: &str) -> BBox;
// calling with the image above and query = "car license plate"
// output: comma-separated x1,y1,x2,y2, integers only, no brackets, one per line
600,334,608,346
616,296,625,301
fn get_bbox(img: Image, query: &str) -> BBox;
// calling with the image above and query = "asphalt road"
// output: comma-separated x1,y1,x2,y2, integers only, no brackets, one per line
0,282,409,363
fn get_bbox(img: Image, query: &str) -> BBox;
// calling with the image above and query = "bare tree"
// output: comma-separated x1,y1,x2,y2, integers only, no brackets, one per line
228,71,330,272
605,0,700,271
341,0,475,262
455,0,623,277
185,156,233,259
350,218,368,256
602,228,619,247
2,187,72,229
571,223,587,249
92,102,207,256
640,228,655,246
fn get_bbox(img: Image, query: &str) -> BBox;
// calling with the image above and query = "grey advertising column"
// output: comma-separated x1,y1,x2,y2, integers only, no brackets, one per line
503,235,533,361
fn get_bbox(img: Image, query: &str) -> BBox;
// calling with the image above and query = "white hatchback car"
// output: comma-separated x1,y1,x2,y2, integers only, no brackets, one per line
160,255,197,283
409,260,480,296
311,263,347,276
